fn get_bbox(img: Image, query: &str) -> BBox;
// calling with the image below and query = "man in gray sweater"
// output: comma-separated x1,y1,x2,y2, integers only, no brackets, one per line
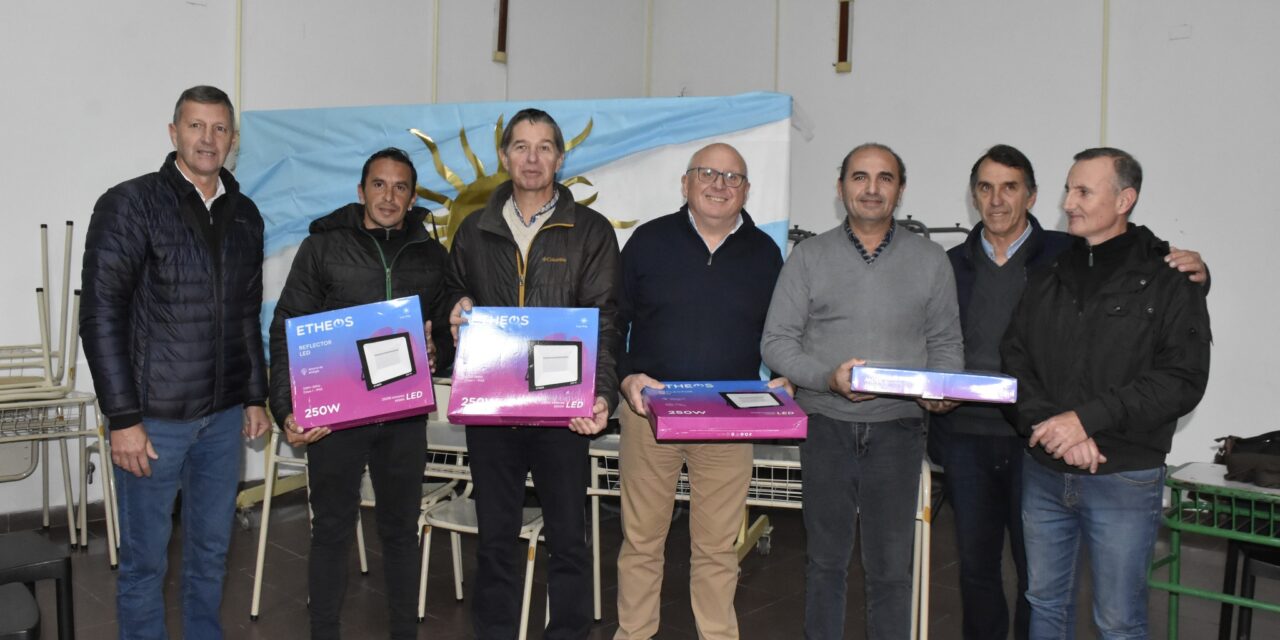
762,143,963,639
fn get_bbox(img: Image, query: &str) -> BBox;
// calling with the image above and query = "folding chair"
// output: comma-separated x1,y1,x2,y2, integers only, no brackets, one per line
250,420,453,621
0,223,75,394
0,291,83,403
417,405,548,638
82,405,120,568
249,429,370,620
418,488,544,640
911,458,933,640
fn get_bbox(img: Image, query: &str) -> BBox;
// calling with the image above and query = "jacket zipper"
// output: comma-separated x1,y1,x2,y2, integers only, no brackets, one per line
211,205,225,405
363,227,431,301
516,222,572,307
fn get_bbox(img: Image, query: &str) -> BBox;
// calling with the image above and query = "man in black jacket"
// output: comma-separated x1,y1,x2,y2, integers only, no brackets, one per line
81,85,271,639
269,147,452,640
930,145,1208,640
1000,147,1211,638
446,108,620,640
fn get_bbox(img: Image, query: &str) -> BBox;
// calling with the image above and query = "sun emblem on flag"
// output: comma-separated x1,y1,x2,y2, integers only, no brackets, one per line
409,115,634,247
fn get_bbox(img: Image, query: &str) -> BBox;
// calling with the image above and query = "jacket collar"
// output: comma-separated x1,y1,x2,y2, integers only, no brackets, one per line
159,151,240,202
1066,223,1167,265
678,204,757,240
962,212,1048,265
1054,224,1170,285
475,181,578,239
309,202,434,242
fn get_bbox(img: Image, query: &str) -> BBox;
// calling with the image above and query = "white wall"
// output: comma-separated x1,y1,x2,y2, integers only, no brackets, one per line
780,1,1102,233
649,0,779,98
0,0,236,514
506,0,647,100
1,0,1276,513
240,0,436,111
1107,0,1280,463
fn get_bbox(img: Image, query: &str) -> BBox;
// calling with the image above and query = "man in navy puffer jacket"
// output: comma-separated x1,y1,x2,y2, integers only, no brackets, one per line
81,85,270,640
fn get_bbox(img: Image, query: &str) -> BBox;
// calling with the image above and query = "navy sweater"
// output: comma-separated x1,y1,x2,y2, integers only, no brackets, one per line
618,208,783,382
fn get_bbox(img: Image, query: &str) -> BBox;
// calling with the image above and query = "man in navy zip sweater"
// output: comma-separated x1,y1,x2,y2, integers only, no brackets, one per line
614,143,785,639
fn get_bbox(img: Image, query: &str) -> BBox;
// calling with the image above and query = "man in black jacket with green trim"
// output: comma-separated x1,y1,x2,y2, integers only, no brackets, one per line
269,147,452,640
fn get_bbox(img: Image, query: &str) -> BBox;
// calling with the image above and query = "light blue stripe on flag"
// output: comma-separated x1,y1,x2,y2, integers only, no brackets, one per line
238,92,791,256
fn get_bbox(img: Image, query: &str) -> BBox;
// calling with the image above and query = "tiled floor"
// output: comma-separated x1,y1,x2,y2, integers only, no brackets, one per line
15,486,1280,639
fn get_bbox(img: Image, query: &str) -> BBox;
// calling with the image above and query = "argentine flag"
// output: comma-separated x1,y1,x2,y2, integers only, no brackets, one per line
237,92,793,339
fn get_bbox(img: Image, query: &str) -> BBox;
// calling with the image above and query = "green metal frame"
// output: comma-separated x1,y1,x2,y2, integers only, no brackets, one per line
1148,463,1280,639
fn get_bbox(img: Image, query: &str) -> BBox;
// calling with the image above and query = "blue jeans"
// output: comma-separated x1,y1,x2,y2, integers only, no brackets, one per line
114,407,244,640
932,428,1028,640
1021,454,1164,640
800,414,924,640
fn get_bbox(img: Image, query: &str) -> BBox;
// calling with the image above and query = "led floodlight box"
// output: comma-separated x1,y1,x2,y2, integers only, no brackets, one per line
357,332,416,390
642,380,808,441
720,391,783,409
527,340,582,391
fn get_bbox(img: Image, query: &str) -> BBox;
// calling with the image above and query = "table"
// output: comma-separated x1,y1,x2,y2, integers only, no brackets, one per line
1148,462,1280,639
0,391,97,547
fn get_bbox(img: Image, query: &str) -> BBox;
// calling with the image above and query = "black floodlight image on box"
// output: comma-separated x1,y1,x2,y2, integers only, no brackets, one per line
527,340,582,391
357,332,417,391
720,391,783,410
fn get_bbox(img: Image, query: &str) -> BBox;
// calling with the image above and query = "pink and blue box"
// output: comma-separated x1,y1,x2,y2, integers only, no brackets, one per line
642,380,808,441
286,295,437,431
448,307,599,426
640,366,1016,442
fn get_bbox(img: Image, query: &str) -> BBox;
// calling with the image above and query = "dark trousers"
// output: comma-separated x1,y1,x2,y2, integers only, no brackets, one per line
800,414,924,640
932,428,1028,640
306,420,427,640
466,426,592,640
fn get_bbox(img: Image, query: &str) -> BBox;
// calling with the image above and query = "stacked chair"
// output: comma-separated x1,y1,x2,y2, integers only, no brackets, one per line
0,222,94,639
0,222,98,543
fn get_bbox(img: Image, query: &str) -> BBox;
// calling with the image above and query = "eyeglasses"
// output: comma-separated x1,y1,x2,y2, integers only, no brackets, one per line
687,167,748,188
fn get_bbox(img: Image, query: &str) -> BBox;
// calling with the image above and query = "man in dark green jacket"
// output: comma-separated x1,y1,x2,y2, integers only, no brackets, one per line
446,108,620,640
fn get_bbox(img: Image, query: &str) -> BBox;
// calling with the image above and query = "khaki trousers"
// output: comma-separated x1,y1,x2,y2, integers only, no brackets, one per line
614,403,753,640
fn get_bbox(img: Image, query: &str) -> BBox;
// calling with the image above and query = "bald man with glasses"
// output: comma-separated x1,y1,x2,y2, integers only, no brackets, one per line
614,143,787,640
